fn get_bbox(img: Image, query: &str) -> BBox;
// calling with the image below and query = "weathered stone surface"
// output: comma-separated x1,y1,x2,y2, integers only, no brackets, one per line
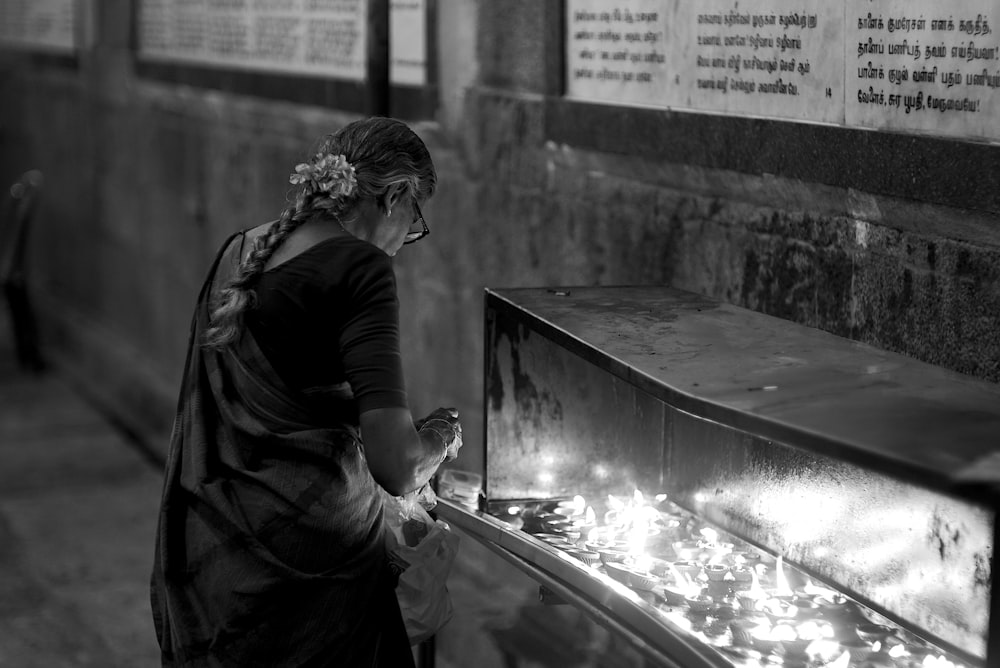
476,0,551,93
1,3,997,479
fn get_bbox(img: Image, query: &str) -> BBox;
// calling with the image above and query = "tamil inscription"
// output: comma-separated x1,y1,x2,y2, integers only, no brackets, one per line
567,0,999,141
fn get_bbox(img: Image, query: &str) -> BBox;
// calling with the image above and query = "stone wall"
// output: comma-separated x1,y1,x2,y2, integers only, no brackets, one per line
0,0,997,483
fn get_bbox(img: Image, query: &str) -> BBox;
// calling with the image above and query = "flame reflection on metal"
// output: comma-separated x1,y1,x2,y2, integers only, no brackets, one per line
484,288,996,663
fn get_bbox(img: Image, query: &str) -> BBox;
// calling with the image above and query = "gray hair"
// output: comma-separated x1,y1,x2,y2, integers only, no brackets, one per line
202,116,436,349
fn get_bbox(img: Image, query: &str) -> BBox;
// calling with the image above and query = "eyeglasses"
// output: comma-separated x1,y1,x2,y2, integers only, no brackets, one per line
403,201,430,245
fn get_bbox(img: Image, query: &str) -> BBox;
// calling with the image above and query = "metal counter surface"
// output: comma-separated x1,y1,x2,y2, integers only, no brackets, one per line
486,286,1000,502
435,499,732,668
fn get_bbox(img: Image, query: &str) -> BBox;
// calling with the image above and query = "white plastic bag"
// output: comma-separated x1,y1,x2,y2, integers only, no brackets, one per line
383,488,460,645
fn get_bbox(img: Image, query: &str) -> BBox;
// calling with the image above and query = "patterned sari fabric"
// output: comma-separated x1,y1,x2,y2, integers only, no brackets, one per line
151,233,415,668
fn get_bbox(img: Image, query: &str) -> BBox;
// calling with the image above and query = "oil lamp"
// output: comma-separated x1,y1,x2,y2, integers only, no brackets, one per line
706,564,731,581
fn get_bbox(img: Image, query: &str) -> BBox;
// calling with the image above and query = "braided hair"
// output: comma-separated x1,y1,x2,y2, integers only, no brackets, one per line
202,117,437,349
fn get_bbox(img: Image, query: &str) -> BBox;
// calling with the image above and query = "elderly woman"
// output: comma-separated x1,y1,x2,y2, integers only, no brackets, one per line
151,117,462,667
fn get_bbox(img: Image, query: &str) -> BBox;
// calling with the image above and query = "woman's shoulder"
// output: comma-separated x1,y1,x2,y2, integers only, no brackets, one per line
302,234,392,273
258,233,392,292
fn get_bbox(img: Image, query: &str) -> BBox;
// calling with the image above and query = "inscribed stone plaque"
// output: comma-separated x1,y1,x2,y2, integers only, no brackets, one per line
137,0,369,82
0,0,77,54
565,0,680,108
845,0,1000,141
676,1,845,123
566,0,999,141
390,0,426,86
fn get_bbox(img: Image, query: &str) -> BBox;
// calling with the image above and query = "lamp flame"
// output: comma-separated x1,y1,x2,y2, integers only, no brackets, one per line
805,639,843,663
801,576,837,599
668,563,701,596
829,651,850,668
774,555,793,596
632,553,652,574
888,644,906,658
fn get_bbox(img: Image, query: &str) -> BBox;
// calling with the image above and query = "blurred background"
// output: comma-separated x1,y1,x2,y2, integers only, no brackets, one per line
0,0,998,666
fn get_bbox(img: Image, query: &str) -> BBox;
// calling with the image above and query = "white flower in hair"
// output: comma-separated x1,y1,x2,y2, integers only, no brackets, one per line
289,153,357,198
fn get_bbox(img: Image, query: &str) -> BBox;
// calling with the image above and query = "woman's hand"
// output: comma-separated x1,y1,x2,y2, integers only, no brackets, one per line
416,407,462,462
360,406,462,496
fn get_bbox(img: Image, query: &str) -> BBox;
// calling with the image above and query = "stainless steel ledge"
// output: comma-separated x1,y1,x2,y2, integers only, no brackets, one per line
436,499,737,668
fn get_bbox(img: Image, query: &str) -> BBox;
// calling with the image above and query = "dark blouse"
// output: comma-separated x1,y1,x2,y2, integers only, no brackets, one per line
244,234,408,421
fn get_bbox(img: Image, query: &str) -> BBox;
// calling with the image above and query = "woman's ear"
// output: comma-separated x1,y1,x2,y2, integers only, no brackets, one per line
380,183,407,216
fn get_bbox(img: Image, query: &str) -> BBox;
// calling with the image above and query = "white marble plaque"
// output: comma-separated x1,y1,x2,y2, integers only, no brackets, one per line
565,0,679,107
0,0,77,54
567,0,999,141
137,0,369,82
845,0,1000,141
390,0,426,86
676,1,845,123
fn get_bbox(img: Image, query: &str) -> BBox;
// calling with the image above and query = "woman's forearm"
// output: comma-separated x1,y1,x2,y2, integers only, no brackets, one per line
360,407,448,496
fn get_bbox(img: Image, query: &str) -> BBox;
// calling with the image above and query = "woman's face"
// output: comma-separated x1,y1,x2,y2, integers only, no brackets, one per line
374,197,423,257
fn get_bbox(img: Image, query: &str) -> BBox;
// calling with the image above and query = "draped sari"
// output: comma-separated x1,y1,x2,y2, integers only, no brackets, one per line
151,231,414,668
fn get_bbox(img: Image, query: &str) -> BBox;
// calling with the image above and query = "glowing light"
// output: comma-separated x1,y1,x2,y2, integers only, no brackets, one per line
774,555,793,596
600,490,666,559
801,577,837,599
655,494,667,502
794,620,831,641
593,463,609,479
805,639,843,663
693,492,708,504
537,471,553,484
584,506,597,526
699,527,719,544
626,512,649,556
749,486,848,544
506,505,521,515
888,644,907,658
572,495,586,514
632,553,652,573
873,641,882,652
668,563,702,596
922,656,958,667
829,651,850,668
